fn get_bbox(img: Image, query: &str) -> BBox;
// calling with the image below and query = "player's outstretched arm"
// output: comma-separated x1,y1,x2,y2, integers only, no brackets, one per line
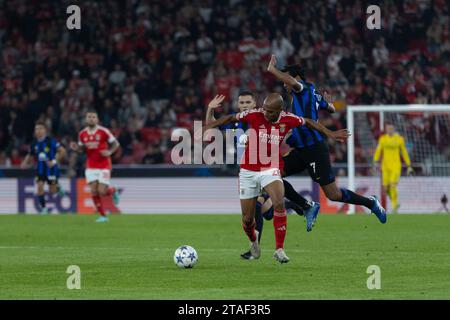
267,55,303,92
303,118,350,143
202,114,238,131
195,114,238,141
205,94,225,125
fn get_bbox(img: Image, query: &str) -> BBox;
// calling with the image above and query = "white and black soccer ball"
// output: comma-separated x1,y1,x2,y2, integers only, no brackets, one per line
173,245,198,268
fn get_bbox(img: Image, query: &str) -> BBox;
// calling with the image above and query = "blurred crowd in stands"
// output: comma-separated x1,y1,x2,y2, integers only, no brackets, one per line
0,0,449,176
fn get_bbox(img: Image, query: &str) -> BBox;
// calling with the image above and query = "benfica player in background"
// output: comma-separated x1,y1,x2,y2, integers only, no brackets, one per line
202,93,349,263
70,110,120,222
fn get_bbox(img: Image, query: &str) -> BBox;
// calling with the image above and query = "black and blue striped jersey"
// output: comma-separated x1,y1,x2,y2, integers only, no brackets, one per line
286,81,330,148
29,136,61,177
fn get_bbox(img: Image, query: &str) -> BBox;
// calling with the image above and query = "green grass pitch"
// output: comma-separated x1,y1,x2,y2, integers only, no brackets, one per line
0,213,449,299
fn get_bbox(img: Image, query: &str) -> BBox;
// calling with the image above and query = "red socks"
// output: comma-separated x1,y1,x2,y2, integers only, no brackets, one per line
273,209,287,249
92,195,106,216
243,209,286,248
242,219,257,243
92,188,115,216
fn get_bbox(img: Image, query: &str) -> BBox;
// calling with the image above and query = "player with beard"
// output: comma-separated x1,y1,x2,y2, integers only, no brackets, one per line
70,109,121,222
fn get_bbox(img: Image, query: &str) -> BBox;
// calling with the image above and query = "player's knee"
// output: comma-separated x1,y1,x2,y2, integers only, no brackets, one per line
272,198,285,212
242,215,253,226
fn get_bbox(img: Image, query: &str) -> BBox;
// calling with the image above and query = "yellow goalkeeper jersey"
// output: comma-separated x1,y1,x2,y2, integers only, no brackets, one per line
373,133,411,169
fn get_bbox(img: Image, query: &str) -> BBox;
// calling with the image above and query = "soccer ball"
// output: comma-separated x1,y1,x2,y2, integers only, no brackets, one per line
173,245,198,268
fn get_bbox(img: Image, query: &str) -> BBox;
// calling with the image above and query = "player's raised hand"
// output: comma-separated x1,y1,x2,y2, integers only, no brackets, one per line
330,129,351,143
208,95,225,109
69,142,79,151
267,54,277,72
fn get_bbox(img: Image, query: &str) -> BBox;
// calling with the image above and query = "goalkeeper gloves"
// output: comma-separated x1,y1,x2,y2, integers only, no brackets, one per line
406,166,414,176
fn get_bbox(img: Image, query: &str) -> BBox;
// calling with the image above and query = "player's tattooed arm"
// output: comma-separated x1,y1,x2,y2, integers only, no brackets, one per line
205,94,225,124
303,118,351,143
267,55,303,92
101,140,120,157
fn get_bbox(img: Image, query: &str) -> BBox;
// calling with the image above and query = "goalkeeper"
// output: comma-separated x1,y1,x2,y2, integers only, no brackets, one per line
373,123,414,213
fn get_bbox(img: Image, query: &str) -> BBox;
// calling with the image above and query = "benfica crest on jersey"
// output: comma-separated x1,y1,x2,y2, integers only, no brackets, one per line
279,124,286,133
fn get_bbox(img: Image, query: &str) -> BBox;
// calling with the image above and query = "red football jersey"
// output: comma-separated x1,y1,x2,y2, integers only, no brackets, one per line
236,108,305,172
78,125,116,169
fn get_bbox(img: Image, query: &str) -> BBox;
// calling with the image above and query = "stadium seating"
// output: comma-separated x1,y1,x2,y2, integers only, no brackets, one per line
0,0,448,172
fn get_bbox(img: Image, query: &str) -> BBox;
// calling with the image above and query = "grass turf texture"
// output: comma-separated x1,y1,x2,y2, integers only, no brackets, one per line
0,214,449,299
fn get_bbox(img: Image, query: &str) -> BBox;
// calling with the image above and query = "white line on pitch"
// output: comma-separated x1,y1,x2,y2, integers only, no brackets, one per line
0,246,446,256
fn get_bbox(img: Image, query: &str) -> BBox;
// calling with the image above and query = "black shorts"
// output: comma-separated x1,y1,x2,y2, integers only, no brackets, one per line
282,141,335,186
35,175,59,185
